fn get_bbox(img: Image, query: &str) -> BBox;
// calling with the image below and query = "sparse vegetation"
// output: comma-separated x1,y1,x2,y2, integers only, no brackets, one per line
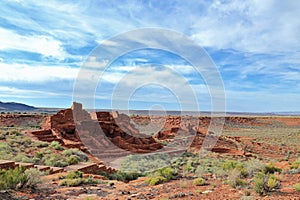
0,130,88,167
228,169,247,188
294,183,300,192
108,171,142,182
193,177,206,186
254,172,280,195
263,164,282,174
290,159,300,169
0,167,41,189
59,171,101,187
146,167,177,186
50,141,64,150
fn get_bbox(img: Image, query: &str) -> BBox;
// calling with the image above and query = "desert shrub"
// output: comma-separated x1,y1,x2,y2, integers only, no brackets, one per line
0,142,12,154
62,148,88,162
60,178,83,186
294,183,300,192
66,155,80,165
245,159,265,177
222,160,239,171
193,177,206,186
42,153,68,167
121,154,172,173
183,160,196,173
146,175,166,186
195,165,209,178
145,167,177,186
50,141,64,150
228,169,247,188
14,153,34,163
35,141,49,148
290,160,300,169
60,171,98,187
222,160,248,178
263,164,282,174
244,190,251,196
254,172,280,195
0,167,27,189
0,143,13,160
35,151,44,159
24,168,42,187
66,171,83,179
158,167,177,180
108,171,141,182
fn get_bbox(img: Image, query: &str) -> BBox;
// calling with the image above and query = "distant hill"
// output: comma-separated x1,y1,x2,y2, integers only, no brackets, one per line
0,101,36,111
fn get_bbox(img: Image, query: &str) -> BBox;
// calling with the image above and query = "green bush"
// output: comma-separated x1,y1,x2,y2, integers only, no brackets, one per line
108,171,141,182
60,171,98,187
50,141,64,150
228,169,247,188
14,153,34,163
35,141,49,148
62,148,88,162
66,171,83,179
245,159,265,177
145,167,177,186
294,183,300,192
66,155,80,165
263,164,282,174
254,172,280,195
222,160,239,171
42,153,68,167
290,161,300,169
146,175,166,186
193,177,206,186
159,167,177,180
0,167,33,189
24,168,42,187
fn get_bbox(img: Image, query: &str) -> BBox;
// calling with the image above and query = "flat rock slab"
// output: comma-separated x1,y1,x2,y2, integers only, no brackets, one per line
64,162,97,172
34,165,51,172
0,160,16,170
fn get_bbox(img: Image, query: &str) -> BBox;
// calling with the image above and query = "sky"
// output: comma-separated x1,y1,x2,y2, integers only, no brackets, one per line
0,0,300,112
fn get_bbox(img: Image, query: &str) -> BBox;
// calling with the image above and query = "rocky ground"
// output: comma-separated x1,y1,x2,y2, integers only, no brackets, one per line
0,109,300,199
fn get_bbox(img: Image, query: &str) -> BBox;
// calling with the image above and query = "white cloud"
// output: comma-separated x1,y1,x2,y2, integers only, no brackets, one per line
0,28,66,60
190,0,300,53
0,62,79,82
0,86,65,98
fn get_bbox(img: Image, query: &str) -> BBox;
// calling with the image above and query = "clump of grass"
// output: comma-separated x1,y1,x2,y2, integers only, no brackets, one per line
254,172,280,195
50,141,64,150
263,164,282,174
222,160,248,178
66,170,83,179
193,177,206,186
62,148,88,162
42,153,68,167
0,167,41,189
66,155,81,165
108,171,142,182
146,167,177,186
290,159,300,169
14,153,35,163
59,171,100,187
24,168,42,187
294,183,300,192
245,159,265,176
146,175,167,186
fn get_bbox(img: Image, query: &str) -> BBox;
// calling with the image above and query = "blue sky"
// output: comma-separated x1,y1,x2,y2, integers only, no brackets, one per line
0,0,300,112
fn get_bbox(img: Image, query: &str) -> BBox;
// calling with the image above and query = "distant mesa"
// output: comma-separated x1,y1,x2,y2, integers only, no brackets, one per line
0,101,36,111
